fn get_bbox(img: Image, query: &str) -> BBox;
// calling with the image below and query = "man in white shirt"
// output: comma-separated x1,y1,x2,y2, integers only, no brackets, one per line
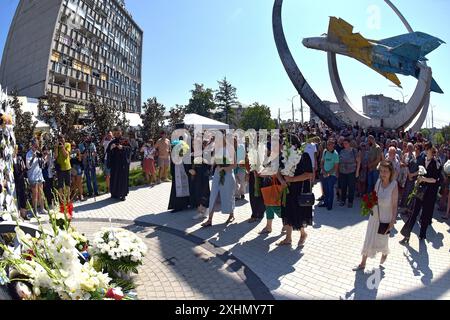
304,137,318,183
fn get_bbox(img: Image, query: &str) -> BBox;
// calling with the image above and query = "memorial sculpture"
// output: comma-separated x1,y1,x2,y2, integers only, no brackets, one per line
273,0,445,130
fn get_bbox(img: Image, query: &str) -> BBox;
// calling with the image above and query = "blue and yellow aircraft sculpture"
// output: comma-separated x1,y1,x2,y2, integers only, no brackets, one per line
303,17,445,93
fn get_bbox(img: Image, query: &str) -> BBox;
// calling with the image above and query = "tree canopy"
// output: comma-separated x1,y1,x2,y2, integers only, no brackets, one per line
239,102,276,131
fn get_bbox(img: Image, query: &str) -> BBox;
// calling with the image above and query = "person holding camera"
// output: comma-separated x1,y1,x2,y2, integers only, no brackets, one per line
26,138,46,215
54,134,72,198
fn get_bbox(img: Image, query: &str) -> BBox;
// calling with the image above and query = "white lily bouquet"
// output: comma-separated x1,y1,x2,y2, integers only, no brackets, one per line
91,228,147,282
0,227,116,300
280,136,303,206
444,160,450,176
407,165,427,205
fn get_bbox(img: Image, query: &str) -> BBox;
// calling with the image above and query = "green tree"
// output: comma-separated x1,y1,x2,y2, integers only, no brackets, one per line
433,132,445,146
239,102,276,130
185,84,216,117
419,128,431,140
38,93,80,142
9,92,37,147
116,104,130,137
441,125,450,141
168,104,186,131
141,97,166,142
88,95,119,139
215,77,238,125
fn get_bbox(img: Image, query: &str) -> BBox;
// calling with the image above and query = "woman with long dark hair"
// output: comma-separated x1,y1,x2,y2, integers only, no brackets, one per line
400,142,442,243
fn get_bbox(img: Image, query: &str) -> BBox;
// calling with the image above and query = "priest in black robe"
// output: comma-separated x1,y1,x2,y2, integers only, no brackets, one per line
168,125,192,212
106,127,131,201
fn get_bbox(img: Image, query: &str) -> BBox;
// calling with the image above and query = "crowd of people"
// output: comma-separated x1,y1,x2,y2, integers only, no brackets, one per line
165,121,450,269
10,120,450,270
12,126,176,220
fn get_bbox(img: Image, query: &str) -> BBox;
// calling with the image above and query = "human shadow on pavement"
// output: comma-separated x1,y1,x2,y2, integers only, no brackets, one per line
312,205,366,230
342,267,385,300
223,234,304,295
403,240,434,286
73,197,117,213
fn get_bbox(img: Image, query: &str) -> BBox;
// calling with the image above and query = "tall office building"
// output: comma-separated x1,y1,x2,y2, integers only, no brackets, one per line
0,0,143,114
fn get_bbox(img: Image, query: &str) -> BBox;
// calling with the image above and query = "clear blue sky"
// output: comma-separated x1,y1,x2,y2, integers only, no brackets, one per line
1,0,449,127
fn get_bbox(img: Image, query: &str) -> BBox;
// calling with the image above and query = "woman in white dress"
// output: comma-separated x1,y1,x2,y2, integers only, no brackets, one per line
201,137,237,227
353,160,398,271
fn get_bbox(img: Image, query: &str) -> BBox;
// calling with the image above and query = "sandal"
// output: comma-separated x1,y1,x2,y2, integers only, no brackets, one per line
298,233,308,247
201,220,212,228
226,216,235,224
352,264,366,271
259,228,272,234
276,239,292,246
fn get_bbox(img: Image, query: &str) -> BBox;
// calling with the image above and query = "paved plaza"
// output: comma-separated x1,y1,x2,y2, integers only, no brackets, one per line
68,181,450,300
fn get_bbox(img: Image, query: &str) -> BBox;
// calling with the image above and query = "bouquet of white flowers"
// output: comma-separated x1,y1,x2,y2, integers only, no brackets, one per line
91,228,147,279
444,160,450,176
0,226,119,300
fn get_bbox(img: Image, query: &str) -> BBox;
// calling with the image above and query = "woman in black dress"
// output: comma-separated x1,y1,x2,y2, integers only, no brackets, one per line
248,171,266,222
13,145,28,220
278,136,314,247
400,142,442,243
190,139,211,218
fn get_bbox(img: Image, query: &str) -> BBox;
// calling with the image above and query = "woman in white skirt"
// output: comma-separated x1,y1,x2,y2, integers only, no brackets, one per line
353,160,398,271
201,138,237,227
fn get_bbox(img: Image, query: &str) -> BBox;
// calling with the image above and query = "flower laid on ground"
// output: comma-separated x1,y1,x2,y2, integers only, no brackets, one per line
91,227,147,279
0,226,116,300
407,165,427,205
361,190,378,216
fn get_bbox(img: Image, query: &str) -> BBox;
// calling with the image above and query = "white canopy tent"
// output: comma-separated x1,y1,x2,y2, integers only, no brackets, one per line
125,112,143,128
183,113,229,130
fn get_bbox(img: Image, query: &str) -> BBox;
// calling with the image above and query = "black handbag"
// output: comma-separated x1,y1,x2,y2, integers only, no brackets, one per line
298,179,315,207
378,222,390,235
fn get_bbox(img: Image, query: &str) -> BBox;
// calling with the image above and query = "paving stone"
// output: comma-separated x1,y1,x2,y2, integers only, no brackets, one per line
49,181,450,300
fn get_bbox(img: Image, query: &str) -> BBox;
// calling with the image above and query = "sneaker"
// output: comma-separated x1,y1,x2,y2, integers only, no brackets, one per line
348,202,353,208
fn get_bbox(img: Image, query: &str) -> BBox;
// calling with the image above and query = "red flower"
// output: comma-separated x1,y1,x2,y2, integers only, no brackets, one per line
362,194,369,202
368,203,374,209
24,249,35,261
106,288,124,300
59,203,74,220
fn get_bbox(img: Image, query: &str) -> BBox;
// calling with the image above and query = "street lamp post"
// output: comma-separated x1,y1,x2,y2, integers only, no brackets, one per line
291,94,301,124
389,85,408,103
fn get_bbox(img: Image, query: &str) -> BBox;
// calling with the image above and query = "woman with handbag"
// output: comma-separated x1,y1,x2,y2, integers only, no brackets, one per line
353,160,398,271
277,135,314,247
399,143,442,243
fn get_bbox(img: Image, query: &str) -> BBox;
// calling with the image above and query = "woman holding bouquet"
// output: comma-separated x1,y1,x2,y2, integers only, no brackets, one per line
353,160,398,271
277,135,314,247
400,143,442,243
201,137,237,227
